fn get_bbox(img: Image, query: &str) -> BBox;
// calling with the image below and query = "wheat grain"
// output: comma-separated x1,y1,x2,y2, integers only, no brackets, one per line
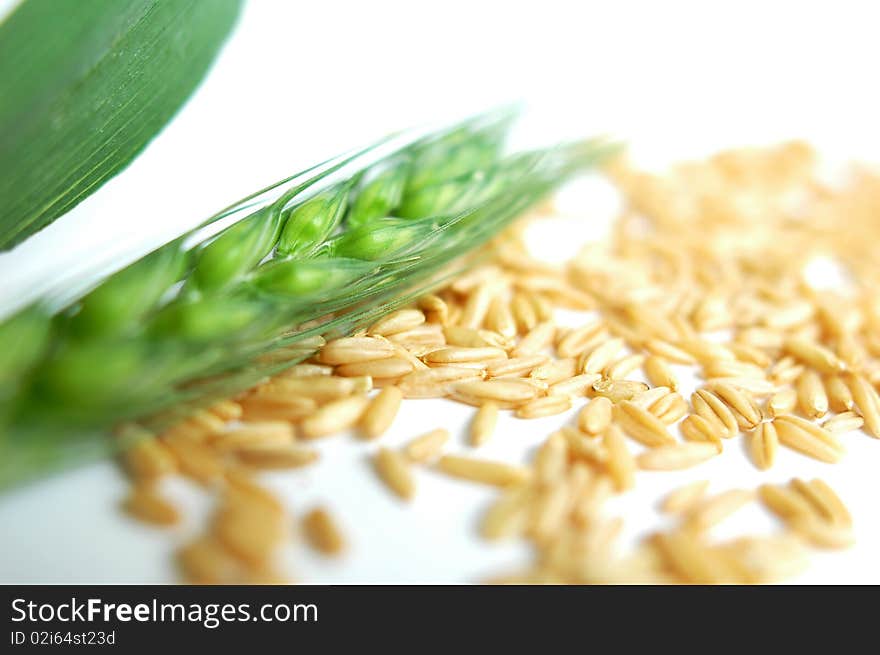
602,425,635,490
686,489,753,532
796,370,828,419
748,422,778,470
605,353,646,379
511,292,538,333
557,321,606,358
644,356,678,391
788,516,854,549
418,294,449,325
630,386,671,410
437,455,531,487
580,337,625,374
557,427,607,464
767,388,797,417
374,448,415,500
660,480,710,514
692,388,739,438
708,381,762,429
122,484,180,526
822,411,863,433
637,442,718,470
359,386,403,439
845,372,880,438
404,428,449,463
336,357,414,379
486,296,518,339
124,437,176,481
649,392,689,424
824,375,854,412
235,444,319,469
424,346,507,364
591,378,649,402
481,486,533,539
302,507,346,555
470,402,499,447
318,336,396,364
529,357,578,385
486,354,548,378
455,379,539,403
515,395,572,419
614,401,676,447
578,396,613,435
300,396,370,439
679,414,724,451
758,483,814,522
548,373,602,397
772,416,842,463
802,478,852,527
513,321,556,357
784,336,845,374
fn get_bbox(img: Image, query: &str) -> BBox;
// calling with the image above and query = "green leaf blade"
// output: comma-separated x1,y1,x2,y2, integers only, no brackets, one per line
0,0,243,249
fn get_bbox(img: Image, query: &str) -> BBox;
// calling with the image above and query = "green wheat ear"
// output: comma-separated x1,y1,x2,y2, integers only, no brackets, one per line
0,108,617,489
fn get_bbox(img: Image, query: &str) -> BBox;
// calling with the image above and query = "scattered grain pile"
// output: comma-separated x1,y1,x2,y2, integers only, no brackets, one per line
120,142,880,583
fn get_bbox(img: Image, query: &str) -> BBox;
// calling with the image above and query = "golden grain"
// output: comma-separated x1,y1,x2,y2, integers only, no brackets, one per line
638,442,719,471
580,337,625,374
436,455,531,487
784,336,845,374
796,370,828,419
424,346,508,364
591,378,649,403
486,354,548,378
548,373,602,397
845,372,880,438
556,321,606,358
368,309,426,337
605,353,646,379
686,489,753,532
660,480,710,514
336,357,414,379
359,386,403,439
802,478,852,527
515,394,572,419
644,356,678,391
124,437,176,481
614,401,676,447
455,379,539,403
758,484,814,521
578,396,613,435
481,486,533,539
374,448,415,500
485,296,518,339
679,414,724,451
822,411,864,434
235,444,319,470
470,402,499,447
300,396,370,440
772,418,841,463
649,392,689,425
512,321,556,357
302,507,346,555
768,388,797,417
708,381,762,429
318,336,396,364
123,484,180,526
748,422,778,470
692,388,739,438
404,428,450,463
602,425,636,490
788,516,854,549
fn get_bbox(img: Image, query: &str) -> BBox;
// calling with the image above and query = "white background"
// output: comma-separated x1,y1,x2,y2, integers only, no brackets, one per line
0,0,879,583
